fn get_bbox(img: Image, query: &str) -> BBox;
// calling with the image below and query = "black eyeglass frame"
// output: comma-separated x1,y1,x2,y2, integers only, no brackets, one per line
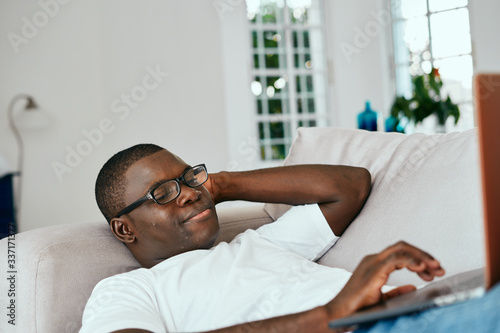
114,164,208,218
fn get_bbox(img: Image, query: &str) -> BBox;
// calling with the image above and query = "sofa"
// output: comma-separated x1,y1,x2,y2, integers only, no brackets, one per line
0,127,485,333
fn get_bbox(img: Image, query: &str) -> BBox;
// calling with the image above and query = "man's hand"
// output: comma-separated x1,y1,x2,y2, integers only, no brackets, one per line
325,241,445,320
204,173,217,201
205,172,231,204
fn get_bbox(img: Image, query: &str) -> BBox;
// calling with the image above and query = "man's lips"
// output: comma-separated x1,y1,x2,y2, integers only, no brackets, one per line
184,208,211,223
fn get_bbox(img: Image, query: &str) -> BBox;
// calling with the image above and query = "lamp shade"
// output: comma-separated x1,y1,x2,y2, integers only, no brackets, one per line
13,107,51,129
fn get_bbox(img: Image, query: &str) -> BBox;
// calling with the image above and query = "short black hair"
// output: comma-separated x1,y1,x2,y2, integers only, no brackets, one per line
95,144,165,222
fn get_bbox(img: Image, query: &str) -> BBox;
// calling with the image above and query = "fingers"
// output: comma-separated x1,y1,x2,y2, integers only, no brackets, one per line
374,241,445,282
382,285,417,301
332,241,445,315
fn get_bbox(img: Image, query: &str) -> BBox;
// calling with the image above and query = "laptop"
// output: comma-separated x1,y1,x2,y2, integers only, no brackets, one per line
329,73,500,330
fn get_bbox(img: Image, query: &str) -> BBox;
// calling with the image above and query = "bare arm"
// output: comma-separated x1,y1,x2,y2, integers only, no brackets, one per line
111,307,338,333
113,308,334,333
207,165,371,235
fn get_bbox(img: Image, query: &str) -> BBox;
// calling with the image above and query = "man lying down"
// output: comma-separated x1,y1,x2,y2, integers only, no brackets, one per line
80,144,499,333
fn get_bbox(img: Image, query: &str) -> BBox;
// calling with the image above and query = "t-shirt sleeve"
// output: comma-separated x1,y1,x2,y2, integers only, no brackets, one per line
80,270,165,333
255,204,339,261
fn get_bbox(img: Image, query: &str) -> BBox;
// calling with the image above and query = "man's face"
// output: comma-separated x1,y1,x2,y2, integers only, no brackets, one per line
116,150,220,266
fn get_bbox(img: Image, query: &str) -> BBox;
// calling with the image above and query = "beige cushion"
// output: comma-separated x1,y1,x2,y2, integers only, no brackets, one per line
265,127,485,286
215,204,273,245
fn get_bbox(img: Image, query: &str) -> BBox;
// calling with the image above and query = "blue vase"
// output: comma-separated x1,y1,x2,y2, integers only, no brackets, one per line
385,115,399,132
357,101,378,131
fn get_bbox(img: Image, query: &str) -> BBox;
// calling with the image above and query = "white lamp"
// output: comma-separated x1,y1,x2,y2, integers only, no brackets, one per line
7,94,51,225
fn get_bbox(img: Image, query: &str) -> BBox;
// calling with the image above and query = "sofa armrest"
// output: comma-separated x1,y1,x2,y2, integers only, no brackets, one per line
215,204,274,245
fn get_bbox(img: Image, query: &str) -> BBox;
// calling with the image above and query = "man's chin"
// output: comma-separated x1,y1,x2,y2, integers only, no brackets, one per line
200,215,221,249
185,211,220,247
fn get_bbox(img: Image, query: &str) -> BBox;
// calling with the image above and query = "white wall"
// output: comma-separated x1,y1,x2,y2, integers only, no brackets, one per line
325,0,395,128
1,0,229,232
219,2,259,172
1,0,499,232
469,0,500,72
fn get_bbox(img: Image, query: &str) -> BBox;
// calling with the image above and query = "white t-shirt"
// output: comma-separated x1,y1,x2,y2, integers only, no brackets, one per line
81,204,352,333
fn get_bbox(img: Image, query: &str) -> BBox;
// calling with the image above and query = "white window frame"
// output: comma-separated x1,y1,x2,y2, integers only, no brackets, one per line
389,0,474,132
247,0,330,163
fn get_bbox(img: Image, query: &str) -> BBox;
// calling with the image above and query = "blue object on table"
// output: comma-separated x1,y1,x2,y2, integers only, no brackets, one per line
0,173,16,239
385,115,399,132
358,100,378,131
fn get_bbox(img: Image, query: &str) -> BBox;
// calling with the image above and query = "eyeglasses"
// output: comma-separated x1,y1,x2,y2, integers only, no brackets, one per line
115,164,208,218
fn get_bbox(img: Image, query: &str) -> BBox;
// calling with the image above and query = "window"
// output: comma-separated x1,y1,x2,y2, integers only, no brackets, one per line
390,0,474,131
246,0,329,161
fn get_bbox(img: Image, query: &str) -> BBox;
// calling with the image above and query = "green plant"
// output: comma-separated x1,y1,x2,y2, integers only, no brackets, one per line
390,68,460,133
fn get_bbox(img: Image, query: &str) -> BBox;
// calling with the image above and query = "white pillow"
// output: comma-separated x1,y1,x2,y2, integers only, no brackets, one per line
265,127,485,286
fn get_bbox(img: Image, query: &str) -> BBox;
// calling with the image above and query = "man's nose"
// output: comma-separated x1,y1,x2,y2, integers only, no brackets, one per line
176,183,201,206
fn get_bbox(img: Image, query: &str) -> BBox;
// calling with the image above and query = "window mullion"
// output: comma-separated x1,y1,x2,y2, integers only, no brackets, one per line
425,0,434,68
283,3,298,143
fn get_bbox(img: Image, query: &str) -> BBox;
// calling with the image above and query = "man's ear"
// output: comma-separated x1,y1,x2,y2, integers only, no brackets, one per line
110,218,136,244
